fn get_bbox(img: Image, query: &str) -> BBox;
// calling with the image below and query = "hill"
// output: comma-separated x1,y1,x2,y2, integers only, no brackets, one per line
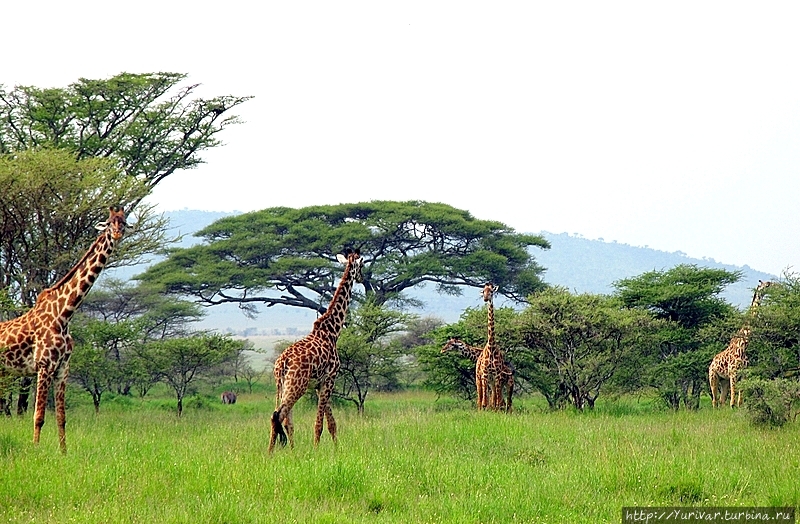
104,210,777,335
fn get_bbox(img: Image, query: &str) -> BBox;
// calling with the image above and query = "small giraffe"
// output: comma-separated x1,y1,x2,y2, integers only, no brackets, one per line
0,206,129,452
268,249,364,453
442,338,514,412
475,283,506,411
708,280,773,408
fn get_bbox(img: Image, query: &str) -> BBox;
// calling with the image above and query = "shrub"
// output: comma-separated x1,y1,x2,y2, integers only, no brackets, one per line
741,378,800,427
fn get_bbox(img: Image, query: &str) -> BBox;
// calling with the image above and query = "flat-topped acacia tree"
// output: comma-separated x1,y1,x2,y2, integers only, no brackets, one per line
137,201,551,314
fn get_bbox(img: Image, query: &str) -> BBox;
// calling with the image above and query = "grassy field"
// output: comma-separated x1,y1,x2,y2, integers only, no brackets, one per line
1,391,798,523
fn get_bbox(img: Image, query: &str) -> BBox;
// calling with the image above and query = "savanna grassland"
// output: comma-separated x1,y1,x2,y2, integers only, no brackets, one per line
1,391,798,524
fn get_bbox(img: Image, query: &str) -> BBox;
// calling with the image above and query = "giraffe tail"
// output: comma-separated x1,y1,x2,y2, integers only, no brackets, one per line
271,410,287,447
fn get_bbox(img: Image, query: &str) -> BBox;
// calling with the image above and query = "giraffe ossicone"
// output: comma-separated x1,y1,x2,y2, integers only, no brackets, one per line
0,206,128,453
268,249,364,453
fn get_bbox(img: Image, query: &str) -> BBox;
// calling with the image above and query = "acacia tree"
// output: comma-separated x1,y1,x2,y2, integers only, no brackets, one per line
142,334,242,416
137,201,550,315
0,72,251,305
68,318,141,413
751,271,800,378
614,264,741,409
0,73,249,413
416,305,519,403
0,149,165,307
73,279,205,398
0,72,251,194
335,298,410,413
518,287,659,410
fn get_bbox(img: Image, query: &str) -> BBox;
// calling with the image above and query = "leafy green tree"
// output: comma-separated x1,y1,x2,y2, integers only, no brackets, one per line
0,71,251,305
143,334,242,416
416,305,519,403
750,271,800,378
0,72,251,194
138,201,550,316
69,318,139,413
392,316,445,386
74,279,205,398
335,298,410,413
0,149,166,306
0,73,248,414
614,264,741,409
518,287,658,410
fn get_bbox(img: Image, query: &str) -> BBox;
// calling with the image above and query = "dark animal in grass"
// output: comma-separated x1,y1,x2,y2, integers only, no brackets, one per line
221,391,237,404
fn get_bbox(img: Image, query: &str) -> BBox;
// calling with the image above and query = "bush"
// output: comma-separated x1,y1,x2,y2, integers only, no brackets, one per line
741,378,800,427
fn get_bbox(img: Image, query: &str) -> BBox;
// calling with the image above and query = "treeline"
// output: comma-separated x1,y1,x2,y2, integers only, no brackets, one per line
0,73,797,425
47,263,800,425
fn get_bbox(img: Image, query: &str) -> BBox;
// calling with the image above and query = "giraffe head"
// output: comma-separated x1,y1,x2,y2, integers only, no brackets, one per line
336,248,364,284
749,280,775,312
756,280,774,294
94,206,129,241
441,338,466,354
482,282,497,303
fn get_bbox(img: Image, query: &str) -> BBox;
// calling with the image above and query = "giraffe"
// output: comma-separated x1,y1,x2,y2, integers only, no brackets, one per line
0,206,129,452
708,280,773,408
441,337,515,412
268,249,364,453
475,282,506,411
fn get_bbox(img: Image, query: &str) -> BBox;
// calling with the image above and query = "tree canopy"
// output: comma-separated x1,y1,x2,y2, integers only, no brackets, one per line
0,73,251,306
613,264,741,409
0,72,251,195
0,149,166,306
137,201,551,315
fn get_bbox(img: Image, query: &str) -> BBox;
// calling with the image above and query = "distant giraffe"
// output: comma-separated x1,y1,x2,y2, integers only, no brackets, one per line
708,280,773,408
268,249,364,453
475,283,506,411
441,338,514,412
0,207,129,452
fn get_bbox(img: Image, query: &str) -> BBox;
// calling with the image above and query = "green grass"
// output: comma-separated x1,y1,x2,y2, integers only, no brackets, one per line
1,391,798,523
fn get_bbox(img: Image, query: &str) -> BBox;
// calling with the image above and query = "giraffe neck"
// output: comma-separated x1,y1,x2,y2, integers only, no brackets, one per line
748,289,764,317
449,340,483,361
39,229,117,324
486,299,497,354
312,260,356,341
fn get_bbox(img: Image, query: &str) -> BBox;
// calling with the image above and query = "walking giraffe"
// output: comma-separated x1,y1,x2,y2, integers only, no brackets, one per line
442,338,514,412
475,283,506,410
0,206,129,452
708,280,773,408
268,249,364,453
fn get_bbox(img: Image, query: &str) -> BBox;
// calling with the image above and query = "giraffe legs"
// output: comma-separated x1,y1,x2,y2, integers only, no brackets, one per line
55,369,68,454
475,373,487,410
709,370,719,408
314,379,336,447
33,368,54,447
729,375,740,408
268,372,306,454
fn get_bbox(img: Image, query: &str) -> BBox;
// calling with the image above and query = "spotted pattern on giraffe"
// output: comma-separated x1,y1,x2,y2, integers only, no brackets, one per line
0,206,128,452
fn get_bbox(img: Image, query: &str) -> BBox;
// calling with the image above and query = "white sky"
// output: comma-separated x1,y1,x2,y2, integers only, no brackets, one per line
5,2,800,276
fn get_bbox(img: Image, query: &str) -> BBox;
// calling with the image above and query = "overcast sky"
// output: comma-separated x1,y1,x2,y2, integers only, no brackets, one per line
5,2,799,276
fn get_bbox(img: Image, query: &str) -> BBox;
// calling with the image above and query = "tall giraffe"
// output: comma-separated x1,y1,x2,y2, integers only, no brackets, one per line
708,280,773,408
475,283,506,410
441,338,514,412
268,249,364,453
0,206,129,452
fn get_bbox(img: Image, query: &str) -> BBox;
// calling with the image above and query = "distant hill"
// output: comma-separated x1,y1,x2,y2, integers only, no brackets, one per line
104,210,778,335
